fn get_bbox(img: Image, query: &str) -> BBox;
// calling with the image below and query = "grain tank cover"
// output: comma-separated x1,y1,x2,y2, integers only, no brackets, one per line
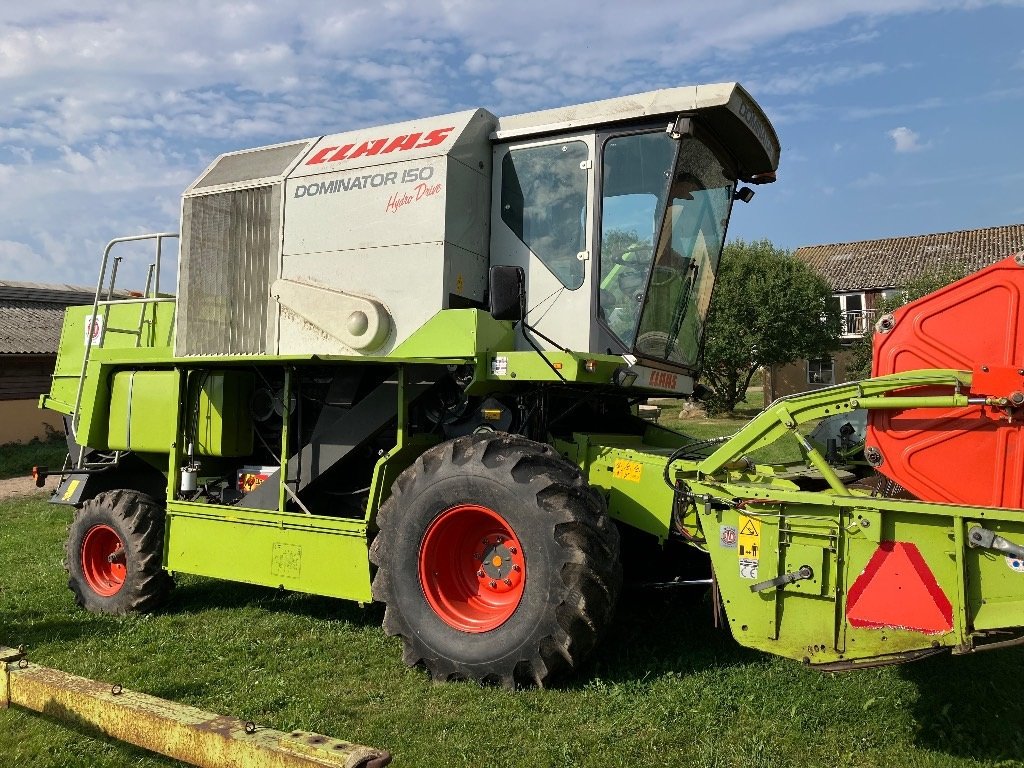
175,109,496,357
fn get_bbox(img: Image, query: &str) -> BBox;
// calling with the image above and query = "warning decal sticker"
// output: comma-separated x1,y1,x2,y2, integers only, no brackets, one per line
612,459,643,483
738,514,761,579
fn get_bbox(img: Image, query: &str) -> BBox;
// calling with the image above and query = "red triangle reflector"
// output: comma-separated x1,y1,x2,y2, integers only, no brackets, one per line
846,541,953,633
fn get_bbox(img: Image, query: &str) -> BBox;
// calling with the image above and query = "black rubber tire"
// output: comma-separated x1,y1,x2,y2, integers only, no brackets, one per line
369,432,621,687
65,489,173,615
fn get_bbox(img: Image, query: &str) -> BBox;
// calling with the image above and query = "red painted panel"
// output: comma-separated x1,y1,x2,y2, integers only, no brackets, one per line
846,542,953,633
867,255,1024,508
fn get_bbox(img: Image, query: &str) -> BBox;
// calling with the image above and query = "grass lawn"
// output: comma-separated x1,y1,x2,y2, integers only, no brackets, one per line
2,403,1022,767
0,437,67,480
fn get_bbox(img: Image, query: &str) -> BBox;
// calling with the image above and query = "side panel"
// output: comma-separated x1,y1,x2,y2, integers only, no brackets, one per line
283,156,448,255
106,370,253,457
278,155,491,355
107,371,177,453
165,504,372,602
44,301,177,418
278,241,445,355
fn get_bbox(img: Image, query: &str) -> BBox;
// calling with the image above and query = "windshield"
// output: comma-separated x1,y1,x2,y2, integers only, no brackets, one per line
599,130,734,367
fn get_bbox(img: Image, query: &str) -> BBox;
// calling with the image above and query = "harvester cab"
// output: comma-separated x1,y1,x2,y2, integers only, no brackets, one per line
487,91,776,391
175,83,777,395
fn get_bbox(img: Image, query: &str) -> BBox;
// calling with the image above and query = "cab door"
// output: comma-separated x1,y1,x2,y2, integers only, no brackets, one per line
490,133,595,352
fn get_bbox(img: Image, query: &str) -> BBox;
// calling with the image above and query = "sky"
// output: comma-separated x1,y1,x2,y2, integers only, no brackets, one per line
1,0,1022,289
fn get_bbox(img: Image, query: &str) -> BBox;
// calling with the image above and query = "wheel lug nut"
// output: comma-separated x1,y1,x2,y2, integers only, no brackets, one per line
512,564,521,572
509,546,517,554
503,578,512,586
477,570,485,578
489,580,497,588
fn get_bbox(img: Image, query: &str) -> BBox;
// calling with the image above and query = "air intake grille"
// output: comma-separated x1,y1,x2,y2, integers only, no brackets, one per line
176,185,280,356
192,142,309,189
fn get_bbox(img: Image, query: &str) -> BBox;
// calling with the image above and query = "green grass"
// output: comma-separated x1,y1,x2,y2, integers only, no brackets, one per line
0,437,67,480
2,496,1023,767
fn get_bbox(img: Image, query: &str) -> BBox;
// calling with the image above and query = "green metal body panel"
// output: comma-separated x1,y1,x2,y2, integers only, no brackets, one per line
104,369,253,456
192,371,255,457
483,351,623,387
164,502,373,602
556,433,679,542
42,301,178,416
107,371,178,453
391,307,515,359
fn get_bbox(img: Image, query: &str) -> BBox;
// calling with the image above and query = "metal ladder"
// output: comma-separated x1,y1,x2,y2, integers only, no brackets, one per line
69,233,179,469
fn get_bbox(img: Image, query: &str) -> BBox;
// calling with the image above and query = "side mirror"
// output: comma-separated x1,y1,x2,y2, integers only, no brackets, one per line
488,265,525,321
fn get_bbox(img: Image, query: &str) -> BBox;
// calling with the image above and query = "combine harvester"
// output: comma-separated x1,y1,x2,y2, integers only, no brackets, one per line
16,81,1024,761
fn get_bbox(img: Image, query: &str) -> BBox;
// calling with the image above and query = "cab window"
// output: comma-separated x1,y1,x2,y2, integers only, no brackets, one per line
501,141,589,290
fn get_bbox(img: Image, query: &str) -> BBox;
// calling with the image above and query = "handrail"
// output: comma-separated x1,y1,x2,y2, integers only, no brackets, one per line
70,233,179,465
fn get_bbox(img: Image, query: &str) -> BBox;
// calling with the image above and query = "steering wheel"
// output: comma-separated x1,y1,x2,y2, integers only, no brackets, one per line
609,243,653,268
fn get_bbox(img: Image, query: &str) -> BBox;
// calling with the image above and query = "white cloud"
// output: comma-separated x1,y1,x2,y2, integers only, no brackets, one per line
888,126,930,152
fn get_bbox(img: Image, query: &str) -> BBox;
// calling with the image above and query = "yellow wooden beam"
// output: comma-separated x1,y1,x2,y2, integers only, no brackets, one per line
1,647,390,768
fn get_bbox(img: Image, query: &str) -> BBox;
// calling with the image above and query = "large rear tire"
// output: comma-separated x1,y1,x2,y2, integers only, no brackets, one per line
370,433,621,687
65,489,173,615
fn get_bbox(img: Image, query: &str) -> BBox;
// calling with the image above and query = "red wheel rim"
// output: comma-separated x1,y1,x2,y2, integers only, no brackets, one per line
418,504,526,633
81,524,126,597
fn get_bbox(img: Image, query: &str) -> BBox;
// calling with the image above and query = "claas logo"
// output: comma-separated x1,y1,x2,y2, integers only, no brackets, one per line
305,127,455,165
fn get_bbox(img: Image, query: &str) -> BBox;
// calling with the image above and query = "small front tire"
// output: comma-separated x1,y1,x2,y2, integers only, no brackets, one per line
65,489,172,615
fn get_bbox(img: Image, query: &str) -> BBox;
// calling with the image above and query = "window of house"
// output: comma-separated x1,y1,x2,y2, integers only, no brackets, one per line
500,141,589,290
807,356,834,385
836,292,867,336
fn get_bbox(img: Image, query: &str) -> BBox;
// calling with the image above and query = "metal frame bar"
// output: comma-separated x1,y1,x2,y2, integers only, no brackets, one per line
1,648,390,767
694,369,973,479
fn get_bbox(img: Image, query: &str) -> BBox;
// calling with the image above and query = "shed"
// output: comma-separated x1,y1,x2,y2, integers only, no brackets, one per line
0,281,95,444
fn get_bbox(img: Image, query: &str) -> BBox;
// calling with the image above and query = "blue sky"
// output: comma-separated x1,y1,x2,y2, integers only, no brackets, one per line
0,1,1022,288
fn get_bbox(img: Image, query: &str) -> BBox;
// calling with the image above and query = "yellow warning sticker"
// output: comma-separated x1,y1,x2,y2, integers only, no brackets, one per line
612,459,643,483
737,514,761,560
62,479,80,501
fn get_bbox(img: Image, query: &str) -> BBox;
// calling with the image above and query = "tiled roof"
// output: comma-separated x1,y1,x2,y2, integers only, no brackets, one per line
0,280,96,305
793,224,1024,292
0,281,97,355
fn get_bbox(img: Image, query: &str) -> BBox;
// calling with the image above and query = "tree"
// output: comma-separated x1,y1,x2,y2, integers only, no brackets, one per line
701,239,841,413
844,264,968,381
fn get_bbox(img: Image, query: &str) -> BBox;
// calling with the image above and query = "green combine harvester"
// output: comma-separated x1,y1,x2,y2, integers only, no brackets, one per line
36,82,1024,691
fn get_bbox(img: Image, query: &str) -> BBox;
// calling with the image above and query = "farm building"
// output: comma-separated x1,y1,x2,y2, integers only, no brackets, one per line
764,224,1024,401
0,281,95,444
